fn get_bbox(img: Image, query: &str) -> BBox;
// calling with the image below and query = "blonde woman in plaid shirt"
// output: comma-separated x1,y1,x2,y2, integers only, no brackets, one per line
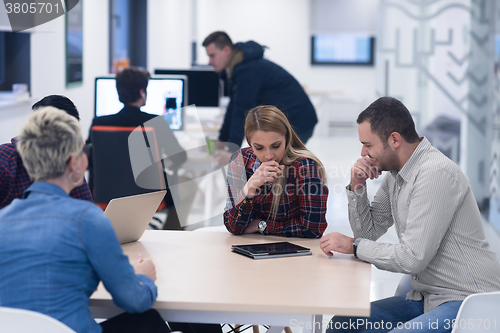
224,105,328,238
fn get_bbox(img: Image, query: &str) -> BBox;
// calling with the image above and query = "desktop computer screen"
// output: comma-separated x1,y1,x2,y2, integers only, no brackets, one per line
94,75,187,130
154,68,220,107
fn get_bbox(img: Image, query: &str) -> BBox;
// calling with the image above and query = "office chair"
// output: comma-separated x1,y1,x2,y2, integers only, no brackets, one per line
90,125,167,210
0,307,76,333
451,291,500,333
394,274,412,297
394,276,500,333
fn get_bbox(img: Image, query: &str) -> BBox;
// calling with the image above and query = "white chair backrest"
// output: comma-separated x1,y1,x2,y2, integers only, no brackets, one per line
451,291,500,333
394,274,413,297
0,307,76,333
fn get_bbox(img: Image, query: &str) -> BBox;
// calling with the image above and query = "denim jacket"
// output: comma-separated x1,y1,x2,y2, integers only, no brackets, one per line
0,182,157,333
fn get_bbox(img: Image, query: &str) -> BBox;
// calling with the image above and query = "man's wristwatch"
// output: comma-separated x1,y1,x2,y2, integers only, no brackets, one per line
258,220,267,234
353,238,362,258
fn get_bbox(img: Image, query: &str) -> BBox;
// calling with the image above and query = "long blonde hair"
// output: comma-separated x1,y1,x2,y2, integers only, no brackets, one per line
244,105,327,222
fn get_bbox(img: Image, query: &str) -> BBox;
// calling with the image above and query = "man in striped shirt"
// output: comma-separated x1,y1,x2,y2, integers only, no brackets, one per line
321,97,500,333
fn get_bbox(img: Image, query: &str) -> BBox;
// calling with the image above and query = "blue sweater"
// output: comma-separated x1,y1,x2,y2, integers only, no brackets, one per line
220,41,318,148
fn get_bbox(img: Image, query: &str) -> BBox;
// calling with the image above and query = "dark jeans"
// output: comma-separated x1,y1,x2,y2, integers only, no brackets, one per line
169,322,223,333
100,311,223,333
325,296,462,333
100,309,170,333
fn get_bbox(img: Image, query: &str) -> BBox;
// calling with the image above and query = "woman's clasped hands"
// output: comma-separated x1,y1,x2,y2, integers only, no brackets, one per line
243,161,285,198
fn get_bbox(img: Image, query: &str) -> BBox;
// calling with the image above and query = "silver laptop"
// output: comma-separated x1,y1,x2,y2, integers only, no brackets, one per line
104,190,167,244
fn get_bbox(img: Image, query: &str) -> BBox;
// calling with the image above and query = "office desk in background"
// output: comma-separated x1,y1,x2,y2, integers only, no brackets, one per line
90,230,371,333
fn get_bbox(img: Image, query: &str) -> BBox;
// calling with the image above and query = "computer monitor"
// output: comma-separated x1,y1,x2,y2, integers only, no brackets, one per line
154,68,220,107
311,34,375,66
94,75,187,130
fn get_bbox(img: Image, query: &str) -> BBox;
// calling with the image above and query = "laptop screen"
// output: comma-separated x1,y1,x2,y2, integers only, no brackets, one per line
94,75,186,130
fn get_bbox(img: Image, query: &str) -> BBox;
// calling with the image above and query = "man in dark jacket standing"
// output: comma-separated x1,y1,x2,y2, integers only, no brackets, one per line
203,31,318,165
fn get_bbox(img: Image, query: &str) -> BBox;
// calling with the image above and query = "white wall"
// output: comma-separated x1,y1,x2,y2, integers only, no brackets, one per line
2,0,377,143
0,0,109,143
32,0,109,137
312,0,378,34
148,0,377,100
148,0,192,70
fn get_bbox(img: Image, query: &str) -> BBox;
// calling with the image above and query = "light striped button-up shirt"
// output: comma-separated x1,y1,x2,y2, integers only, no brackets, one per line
347,137,500,312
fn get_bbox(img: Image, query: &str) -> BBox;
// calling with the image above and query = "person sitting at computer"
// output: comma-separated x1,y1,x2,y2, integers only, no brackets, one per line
0,95,92,209
0,107,170,333
88,67,223,333
224,105,328,238
87,66,188,230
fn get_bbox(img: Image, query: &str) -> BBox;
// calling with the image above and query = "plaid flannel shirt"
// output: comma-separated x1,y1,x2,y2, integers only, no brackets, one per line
0,138,93,209
224,147,328,238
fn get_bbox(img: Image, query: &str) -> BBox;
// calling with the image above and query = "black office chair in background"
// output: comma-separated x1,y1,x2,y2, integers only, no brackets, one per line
90,125,188,230
90,125,167,210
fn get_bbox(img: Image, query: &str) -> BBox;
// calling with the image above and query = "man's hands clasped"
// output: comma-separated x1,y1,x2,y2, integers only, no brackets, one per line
350,156,381,192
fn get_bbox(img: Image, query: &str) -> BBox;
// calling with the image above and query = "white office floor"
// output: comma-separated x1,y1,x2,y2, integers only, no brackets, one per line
175,125,500,333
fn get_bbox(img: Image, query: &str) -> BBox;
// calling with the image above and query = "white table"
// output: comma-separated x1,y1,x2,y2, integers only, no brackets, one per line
90,230,371,333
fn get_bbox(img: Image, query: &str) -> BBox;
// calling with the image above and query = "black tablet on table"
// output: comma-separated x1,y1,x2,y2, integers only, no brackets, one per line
231,242,312,259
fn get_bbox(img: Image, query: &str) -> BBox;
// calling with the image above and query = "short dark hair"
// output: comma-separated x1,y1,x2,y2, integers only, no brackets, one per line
202,31,233,49
32,95,80,121
115,67,150,105
357,97,420,144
